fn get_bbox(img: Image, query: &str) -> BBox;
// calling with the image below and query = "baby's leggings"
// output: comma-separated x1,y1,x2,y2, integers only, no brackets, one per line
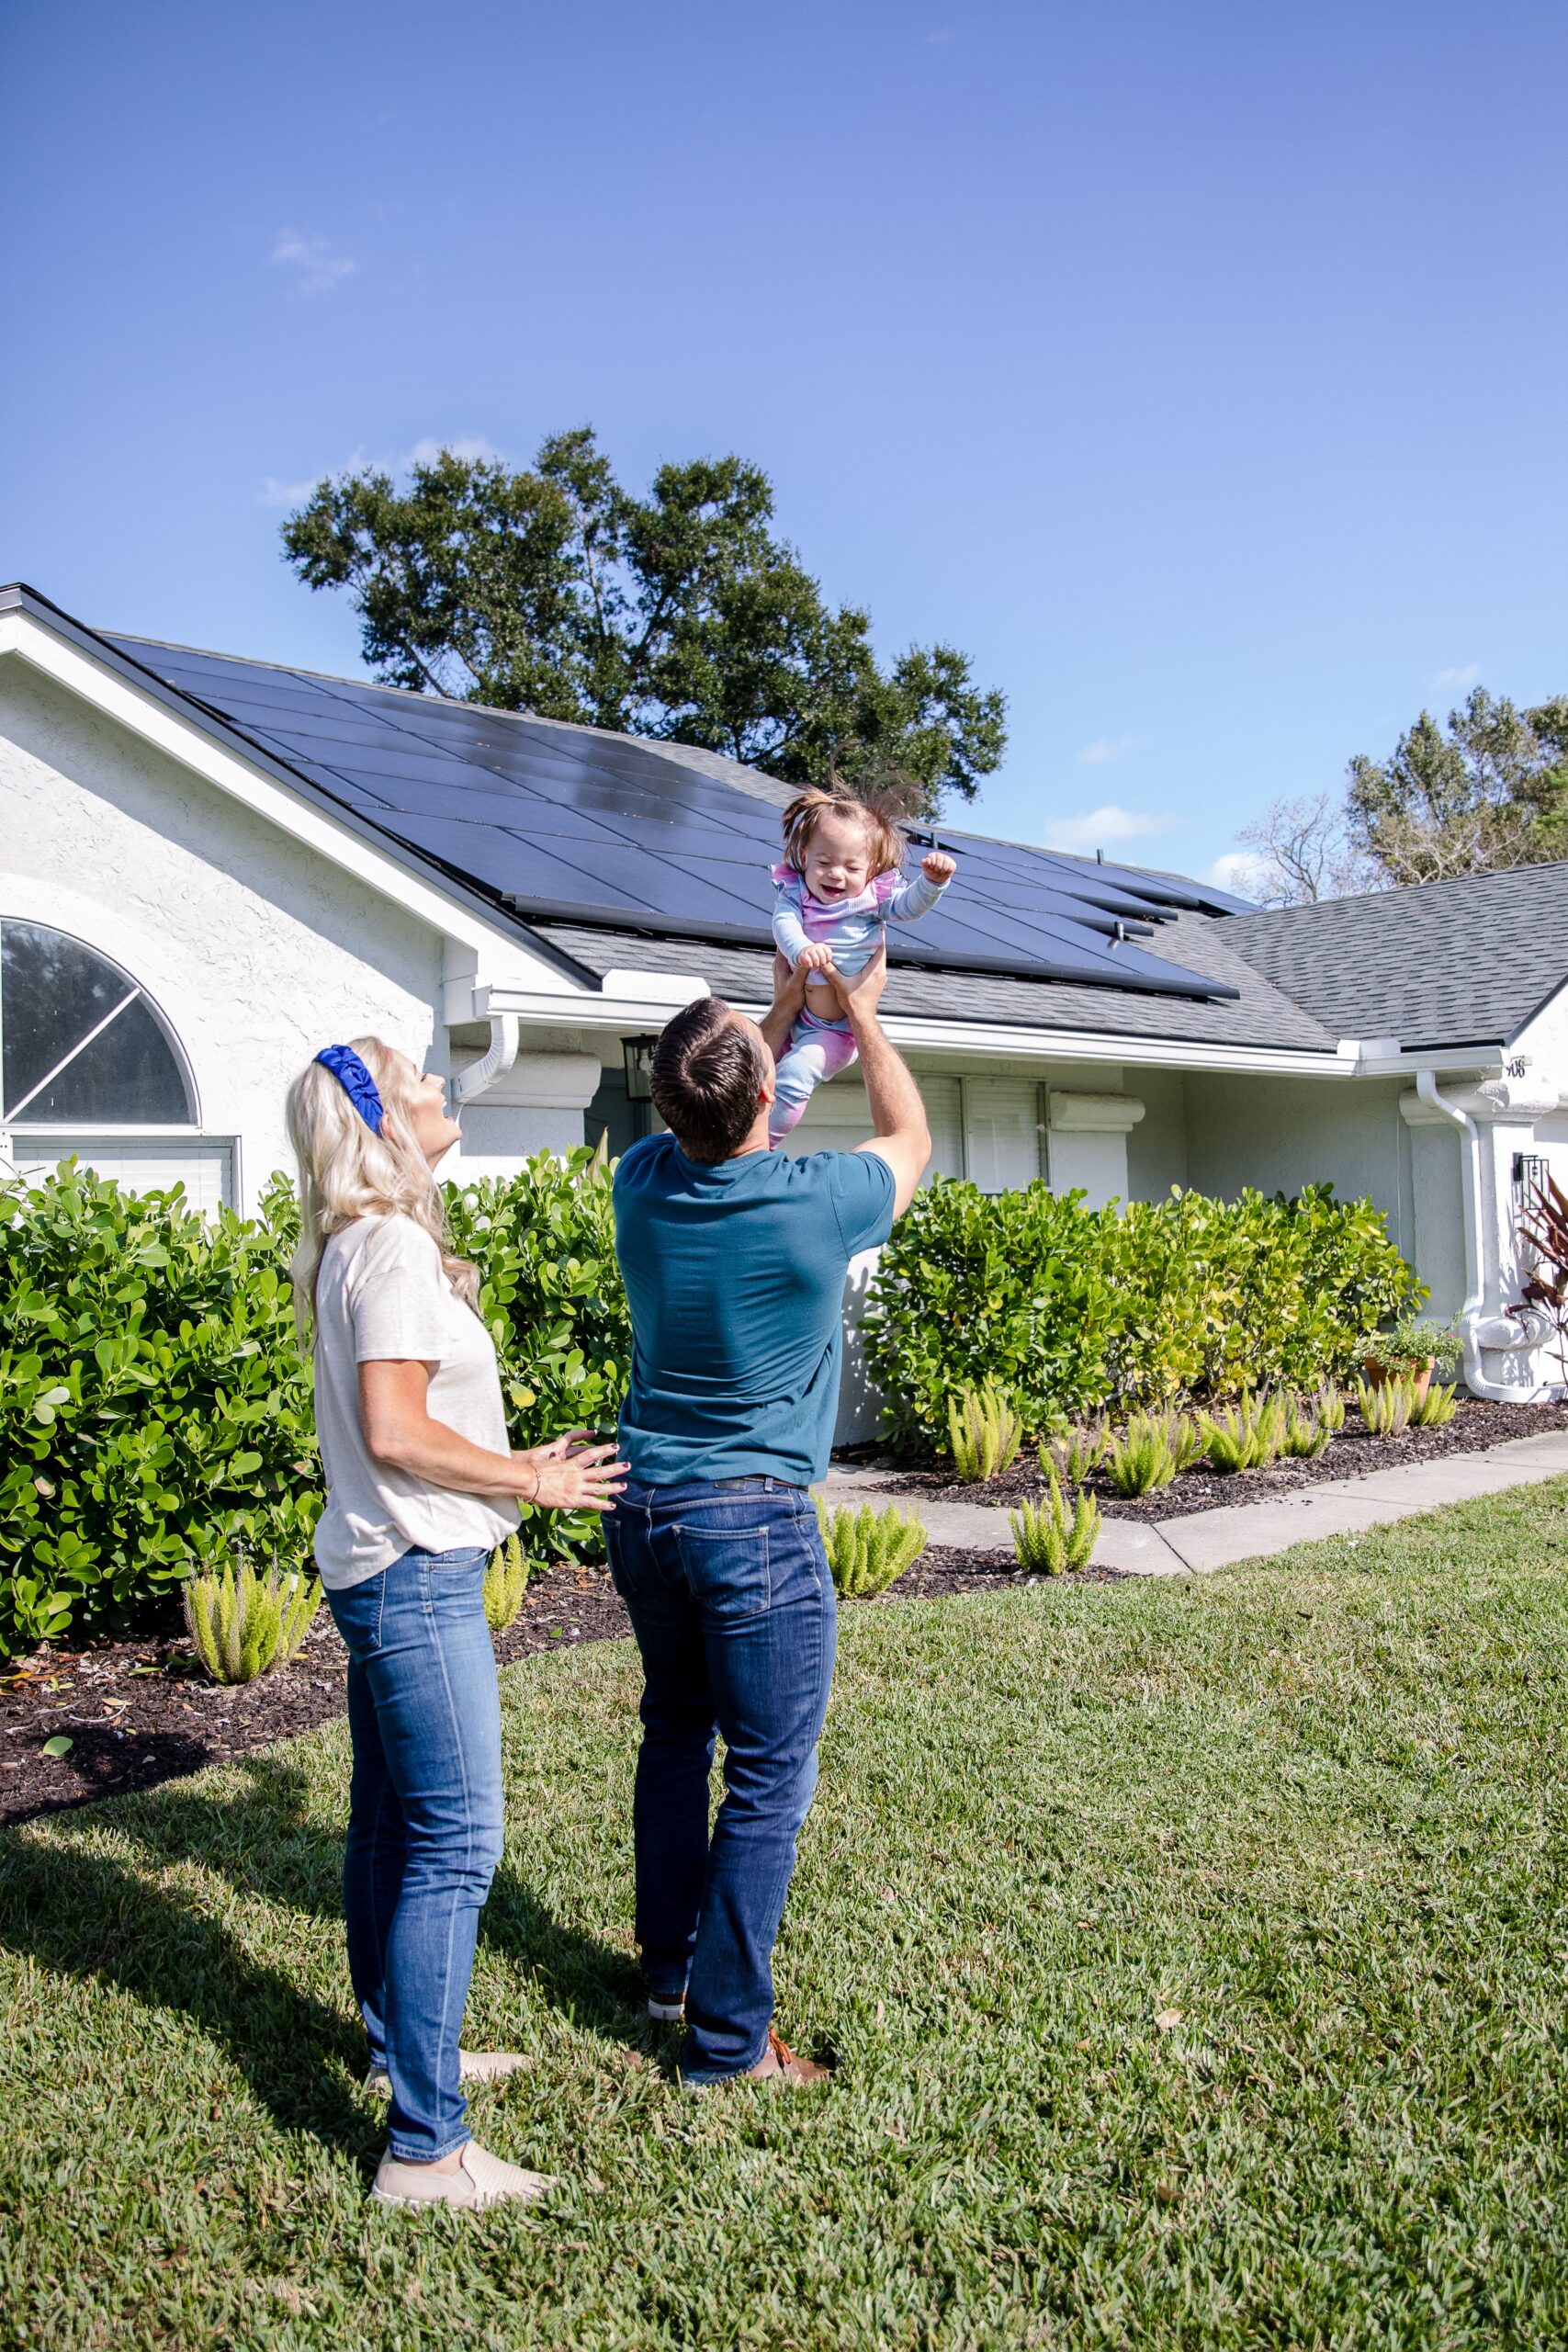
769,1011,860,1144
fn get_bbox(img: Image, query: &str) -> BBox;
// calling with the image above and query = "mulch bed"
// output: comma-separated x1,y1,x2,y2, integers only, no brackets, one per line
848,1395,1568,1522
1,1544,1088,1831
0,1558,632,1833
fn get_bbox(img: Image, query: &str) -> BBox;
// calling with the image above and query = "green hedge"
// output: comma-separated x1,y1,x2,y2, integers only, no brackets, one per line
0,1153,1416,1655
861,1178,1419,1453
0,1150,631,1658
0,1164,317,1654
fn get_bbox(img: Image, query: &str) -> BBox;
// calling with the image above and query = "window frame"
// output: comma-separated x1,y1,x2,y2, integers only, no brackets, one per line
0,919,202,1133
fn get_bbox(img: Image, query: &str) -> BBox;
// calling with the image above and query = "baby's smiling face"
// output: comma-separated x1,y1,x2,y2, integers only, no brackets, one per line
801,808,875,902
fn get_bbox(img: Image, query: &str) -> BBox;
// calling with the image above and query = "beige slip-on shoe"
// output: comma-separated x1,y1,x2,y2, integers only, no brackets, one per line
365,2049,528,2097
372,2139,553,2210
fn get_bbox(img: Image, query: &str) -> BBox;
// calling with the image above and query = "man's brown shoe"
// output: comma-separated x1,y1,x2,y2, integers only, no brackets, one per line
744,2027,833,2086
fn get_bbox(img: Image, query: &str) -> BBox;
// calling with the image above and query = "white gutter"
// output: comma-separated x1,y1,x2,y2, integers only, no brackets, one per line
1414,1070,1540,1401
479,979,1358,1080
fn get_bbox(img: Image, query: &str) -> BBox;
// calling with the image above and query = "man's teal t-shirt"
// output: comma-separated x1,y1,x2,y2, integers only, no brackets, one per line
613,1135,897,1487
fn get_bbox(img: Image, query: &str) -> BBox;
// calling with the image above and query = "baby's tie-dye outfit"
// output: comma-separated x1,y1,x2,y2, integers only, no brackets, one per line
768,861,949,1143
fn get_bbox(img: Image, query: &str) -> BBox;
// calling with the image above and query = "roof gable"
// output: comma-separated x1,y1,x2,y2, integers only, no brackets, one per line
1223,865,1568,1049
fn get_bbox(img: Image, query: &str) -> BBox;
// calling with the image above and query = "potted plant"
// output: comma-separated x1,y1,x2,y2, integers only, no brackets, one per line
1360,1314,1461,1407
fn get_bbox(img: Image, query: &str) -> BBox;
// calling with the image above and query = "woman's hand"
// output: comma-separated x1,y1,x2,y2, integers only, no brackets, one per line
514,1430,627,1512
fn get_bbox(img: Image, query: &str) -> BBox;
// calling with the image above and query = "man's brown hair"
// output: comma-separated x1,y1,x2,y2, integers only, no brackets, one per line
779,788,905,881
649,998,768,1162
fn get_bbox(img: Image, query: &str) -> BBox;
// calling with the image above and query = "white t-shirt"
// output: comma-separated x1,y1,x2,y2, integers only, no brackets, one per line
310,1213,521,1589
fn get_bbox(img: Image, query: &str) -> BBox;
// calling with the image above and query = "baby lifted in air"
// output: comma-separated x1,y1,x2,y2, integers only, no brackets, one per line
769,789,956,1145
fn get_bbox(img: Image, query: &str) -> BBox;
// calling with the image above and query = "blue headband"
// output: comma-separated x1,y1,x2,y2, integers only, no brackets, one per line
314,1046,385,1134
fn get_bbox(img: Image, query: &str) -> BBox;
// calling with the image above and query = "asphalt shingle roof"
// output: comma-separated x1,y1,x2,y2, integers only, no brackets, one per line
535,904,1337,1052
1222,865,1568,1049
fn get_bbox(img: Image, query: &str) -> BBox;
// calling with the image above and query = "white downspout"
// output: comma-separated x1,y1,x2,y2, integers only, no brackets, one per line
455,1013,521,1105
1414,1069,1536,1401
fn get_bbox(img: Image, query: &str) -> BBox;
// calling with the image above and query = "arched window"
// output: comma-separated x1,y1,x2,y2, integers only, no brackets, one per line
1,922,196,1127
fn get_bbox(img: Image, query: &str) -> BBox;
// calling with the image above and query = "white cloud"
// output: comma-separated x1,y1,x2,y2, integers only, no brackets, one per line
1201,850,1270,897
1430,662,1481,691
1042,803,1176,854
257,474,322,509
256,435,502,510
1076,733,1142,765
270,228,358,294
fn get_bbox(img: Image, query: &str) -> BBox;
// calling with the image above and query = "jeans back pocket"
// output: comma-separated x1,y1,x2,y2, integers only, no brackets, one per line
673,1521,772,1623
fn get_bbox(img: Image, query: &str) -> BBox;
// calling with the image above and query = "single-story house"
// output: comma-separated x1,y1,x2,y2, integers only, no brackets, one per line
3,579,1565,1421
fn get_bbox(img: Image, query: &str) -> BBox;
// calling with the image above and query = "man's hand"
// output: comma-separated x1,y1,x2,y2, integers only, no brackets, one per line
834,944,889,1025
921,850,956,886
760,951,810,1061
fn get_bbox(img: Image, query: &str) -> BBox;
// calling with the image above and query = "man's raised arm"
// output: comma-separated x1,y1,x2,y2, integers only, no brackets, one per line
834,948,931,1217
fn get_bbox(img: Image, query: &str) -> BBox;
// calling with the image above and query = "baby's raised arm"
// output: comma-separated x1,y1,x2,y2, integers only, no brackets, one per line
886,854,955,925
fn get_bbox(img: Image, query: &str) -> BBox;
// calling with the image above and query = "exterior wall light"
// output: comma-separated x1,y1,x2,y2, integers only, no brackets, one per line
623,1035,658,1102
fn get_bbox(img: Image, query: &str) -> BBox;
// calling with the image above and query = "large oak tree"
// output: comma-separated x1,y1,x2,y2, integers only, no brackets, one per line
281,428,1005,814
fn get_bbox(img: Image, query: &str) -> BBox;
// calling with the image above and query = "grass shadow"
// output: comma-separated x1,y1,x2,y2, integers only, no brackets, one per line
0,1746,649,2152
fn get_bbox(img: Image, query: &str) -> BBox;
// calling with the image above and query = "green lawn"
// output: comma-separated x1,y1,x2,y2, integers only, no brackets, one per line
5,1488,1568,2351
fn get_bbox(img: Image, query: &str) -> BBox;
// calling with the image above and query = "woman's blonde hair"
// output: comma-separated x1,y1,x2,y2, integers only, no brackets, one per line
284,1035,477,1339
779,787,906,881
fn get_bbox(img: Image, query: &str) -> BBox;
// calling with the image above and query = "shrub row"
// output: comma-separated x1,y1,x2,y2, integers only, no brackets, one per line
0,1148,630,1657
861,1178,1418,1453
1,1154,1412,1655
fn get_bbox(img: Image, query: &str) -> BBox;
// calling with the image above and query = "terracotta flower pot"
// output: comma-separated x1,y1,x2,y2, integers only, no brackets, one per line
1360,1353,1434,1407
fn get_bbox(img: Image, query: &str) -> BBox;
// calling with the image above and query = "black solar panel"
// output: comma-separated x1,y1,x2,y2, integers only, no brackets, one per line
108,635,1243,1000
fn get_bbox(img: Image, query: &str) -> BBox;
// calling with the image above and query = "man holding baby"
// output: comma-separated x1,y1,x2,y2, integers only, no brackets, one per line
608,945,931,2087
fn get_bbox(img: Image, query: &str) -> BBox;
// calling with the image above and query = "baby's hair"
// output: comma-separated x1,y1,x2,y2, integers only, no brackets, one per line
780,787,906,880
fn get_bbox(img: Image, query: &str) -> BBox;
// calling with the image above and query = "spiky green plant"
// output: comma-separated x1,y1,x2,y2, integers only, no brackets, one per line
1010,1475,1101,1574
1413,1380,1458,1429
182,1555,321,1686
815,1498,929,1598
1200,1393,1285,1474
1315,1381,1347,1434
1280,1398,1331,1459
946,1382,1023,1482
1355,1374,1416,1437
1167,1411,1209,1472
1104,1413,1179,1497
484,1532,532,1631
1041,1415,1110,1483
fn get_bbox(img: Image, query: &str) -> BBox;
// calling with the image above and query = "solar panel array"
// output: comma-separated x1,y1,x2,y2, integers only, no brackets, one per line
109,637,1244,1001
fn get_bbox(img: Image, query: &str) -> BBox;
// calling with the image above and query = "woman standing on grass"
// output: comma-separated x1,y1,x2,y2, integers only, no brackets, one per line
286,1037,625,2212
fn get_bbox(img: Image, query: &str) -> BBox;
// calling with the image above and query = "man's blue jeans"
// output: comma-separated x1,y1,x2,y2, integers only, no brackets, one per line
606,1475,837,2083
324,1544,503,2161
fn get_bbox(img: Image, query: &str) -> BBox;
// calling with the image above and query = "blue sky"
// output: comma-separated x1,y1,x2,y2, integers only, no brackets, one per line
6,0,1565,886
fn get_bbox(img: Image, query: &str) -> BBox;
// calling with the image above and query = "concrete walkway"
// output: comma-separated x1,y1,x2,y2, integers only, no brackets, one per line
816,1430,1568,1577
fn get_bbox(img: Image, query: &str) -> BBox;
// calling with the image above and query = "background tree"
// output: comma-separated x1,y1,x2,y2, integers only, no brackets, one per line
281,429,1005,814
1346,687,1568,886
1232,792,1380,907
1224,688,1568,905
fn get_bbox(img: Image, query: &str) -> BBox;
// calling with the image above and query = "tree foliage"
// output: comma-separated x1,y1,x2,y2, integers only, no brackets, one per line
281,428,1005,812
1227,688,1568,905
1347,688,1568,888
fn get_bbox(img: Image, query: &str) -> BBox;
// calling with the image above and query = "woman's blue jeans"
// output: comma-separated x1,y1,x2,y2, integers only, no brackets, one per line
606,1475,837,2084
324,1544,502,2161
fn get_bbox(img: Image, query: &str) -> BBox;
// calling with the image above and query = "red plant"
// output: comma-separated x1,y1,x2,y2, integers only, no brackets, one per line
1513,1170,1568,1374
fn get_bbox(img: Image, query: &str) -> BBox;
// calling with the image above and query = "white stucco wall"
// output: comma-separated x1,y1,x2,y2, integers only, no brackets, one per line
1179,1069,1450,1295
1,662,448,1211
